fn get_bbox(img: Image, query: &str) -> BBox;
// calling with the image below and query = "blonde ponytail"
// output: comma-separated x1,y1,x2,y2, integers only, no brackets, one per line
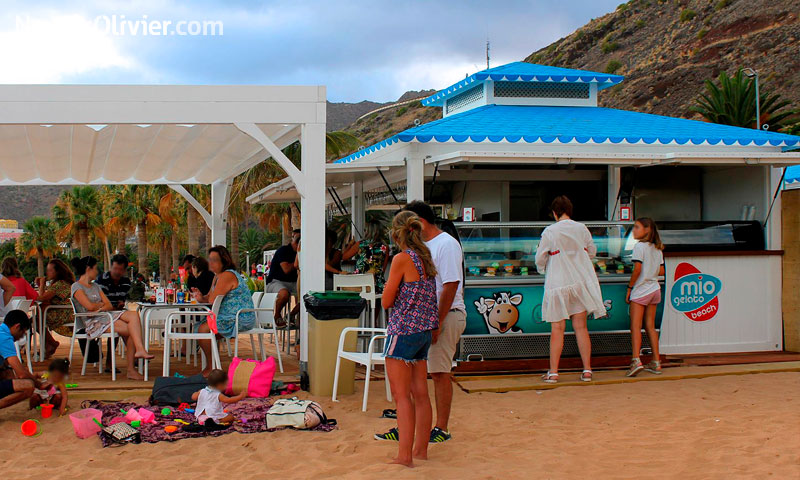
391,211,437,278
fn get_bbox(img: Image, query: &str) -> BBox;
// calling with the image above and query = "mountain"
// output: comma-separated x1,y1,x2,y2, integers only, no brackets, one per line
524,0,800,120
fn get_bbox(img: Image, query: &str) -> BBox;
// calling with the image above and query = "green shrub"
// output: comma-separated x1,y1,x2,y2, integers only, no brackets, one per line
680,9,696,22
697,28,708,39
715,0,731,10
601,40,620,53
605,59,623,74
635,19,645,28
396,106,408,117
617,3,629,11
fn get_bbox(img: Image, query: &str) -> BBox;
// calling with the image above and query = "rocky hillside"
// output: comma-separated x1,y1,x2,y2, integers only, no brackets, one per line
525,0,800,119
344,90,440,148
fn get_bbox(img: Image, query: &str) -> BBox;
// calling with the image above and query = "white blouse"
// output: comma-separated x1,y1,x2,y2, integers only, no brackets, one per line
535,219,606,323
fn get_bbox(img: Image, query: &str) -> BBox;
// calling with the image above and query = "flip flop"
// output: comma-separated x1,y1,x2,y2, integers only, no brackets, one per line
381,409,397,419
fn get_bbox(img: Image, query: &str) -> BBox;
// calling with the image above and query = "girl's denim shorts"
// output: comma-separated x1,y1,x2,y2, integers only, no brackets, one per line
383,330,433,363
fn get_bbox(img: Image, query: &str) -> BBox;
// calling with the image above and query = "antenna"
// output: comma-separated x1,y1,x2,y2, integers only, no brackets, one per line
486,38,490,68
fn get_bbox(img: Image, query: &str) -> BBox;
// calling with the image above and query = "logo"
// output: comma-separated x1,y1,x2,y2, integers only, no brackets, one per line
670,262,722,322
474,292,524,334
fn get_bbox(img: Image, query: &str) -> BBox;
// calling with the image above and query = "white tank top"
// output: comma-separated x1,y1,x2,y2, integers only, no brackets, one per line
196,387,226,421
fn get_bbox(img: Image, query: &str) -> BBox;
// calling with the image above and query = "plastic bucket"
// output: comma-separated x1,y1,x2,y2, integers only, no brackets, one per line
139,408,155,424
69,408,103,439
124,408,142,423
21,419,40,436
40,404,54,419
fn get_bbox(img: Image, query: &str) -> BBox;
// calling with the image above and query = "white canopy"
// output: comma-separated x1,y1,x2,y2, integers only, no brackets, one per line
0,84,328,367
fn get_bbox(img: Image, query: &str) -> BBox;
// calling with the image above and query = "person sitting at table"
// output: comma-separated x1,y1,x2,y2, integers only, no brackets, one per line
36,259,74,359
1,257,37,301
190,246,255,376
70,256,153,381
95,254,131,310
190,256,215,296
264,230,300,326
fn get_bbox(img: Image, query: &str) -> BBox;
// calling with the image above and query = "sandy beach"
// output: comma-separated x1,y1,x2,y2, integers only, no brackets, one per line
1,368,797,480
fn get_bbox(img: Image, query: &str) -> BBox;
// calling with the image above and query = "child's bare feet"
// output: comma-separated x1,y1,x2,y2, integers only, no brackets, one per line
412,450,428,460
389,457,414,468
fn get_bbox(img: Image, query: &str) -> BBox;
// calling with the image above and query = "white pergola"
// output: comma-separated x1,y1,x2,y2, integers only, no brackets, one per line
0,84,327,368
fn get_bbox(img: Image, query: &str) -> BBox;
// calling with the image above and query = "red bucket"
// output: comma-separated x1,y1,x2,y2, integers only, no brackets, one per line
40,404,54,418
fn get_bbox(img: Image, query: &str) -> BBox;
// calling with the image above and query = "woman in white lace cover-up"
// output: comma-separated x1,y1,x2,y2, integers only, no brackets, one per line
535,196,605,384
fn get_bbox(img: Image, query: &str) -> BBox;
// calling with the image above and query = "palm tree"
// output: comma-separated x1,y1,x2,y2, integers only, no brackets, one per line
103,185,139,255
185,185,209,255
131,186,161,276
19,217,58,277
691,69,796,130
54,186,105,257
157,187,185,275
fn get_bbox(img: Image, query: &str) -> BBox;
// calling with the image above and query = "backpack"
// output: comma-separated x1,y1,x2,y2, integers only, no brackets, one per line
149,374,207,405
266,398,336,430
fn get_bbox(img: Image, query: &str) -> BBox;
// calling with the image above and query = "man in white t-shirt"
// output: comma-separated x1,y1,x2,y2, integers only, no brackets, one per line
403,201,466,443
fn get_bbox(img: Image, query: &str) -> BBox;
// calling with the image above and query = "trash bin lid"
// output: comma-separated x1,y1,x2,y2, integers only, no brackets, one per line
307,291,362,300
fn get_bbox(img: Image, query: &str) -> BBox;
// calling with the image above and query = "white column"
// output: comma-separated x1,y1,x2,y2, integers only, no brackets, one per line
406,150,425,202
765,166,783,250
351,179,364,241
607,166,621,220
299,122,326,368
210,179,231,247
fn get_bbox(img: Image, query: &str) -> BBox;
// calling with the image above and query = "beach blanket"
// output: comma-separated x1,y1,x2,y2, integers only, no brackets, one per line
81,398,336,447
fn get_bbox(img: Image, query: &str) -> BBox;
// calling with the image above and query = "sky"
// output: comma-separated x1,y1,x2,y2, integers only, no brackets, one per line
0,1,621,103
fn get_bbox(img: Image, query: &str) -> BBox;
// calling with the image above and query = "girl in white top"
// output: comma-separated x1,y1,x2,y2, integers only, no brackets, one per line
535,196,605,383
192,369,246,425
625,218,665,377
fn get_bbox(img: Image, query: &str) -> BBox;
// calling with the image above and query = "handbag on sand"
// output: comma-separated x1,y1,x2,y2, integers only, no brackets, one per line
266,398,336,430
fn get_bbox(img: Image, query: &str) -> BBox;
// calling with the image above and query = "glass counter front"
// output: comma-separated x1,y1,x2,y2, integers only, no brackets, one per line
456,221,635,281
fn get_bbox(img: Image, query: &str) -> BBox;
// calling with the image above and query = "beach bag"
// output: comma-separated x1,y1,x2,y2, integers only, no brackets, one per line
266,398,336,430
226,357,276,398
149,374,207,405
100,422,141,446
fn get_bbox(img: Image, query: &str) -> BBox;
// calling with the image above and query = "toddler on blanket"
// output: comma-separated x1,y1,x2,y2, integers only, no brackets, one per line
192,369,246,425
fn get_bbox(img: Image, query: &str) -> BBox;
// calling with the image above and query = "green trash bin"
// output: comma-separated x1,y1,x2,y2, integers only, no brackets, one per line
304,291,367,397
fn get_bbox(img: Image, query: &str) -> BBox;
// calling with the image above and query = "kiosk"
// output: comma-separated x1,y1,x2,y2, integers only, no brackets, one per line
249,62,800,360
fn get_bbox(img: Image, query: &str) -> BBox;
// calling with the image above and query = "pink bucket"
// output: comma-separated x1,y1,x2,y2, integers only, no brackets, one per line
124,408,142,423
69,408,102,439
139,408,156,424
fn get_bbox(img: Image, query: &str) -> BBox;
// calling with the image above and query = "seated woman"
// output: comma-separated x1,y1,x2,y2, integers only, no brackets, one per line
70,256,153,380
190,256,215,296
190,246,255,376
1,257,38,301
36,259,75,358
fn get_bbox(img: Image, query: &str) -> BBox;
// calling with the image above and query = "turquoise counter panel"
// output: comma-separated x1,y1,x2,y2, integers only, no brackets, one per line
464,282,664,335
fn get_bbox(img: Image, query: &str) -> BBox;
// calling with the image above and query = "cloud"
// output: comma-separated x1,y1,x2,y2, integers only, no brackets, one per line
0,1,619,100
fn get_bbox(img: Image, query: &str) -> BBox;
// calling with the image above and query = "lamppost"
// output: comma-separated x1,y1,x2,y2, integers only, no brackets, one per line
743,68,760,130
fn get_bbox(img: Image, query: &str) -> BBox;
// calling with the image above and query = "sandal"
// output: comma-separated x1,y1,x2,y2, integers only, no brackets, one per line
542,371,559,384
580,370,593,382
381,409,397,419
644,360,663,375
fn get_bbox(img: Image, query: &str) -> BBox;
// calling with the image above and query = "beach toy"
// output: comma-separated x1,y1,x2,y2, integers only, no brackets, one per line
207,313,218,335
177,402,190,412
40,403,54,419
130,420,141,428
173,373,185,379
161,407,172,416
70,408,103,439
184,408,194,414
164,426,178,433
139,408,156,424
109,417,127,425
124,408,142,423
21,419,40,437
280,390,288,395
286,383,300,392
240,418,248,424
65,384,79,389
174,419,190,425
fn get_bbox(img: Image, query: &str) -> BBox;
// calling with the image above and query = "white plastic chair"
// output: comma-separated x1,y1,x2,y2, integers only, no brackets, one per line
6,298,34,373
234,292,284,372
162,297,222,376
38,304,72,362
67,299,119,381
332,327,391,412
333,274,381,329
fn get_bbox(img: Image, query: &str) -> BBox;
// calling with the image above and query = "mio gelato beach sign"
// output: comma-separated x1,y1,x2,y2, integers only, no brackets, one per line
670,262,722,322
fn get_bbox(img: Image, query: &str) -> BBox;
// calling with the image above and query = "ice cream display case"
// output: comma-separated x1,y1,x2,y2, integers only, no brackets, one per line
455,221,663,360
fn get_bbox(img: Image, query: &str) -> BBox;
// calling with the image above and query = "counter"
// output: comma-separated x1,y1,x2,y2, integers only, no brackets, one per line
660,250,782,354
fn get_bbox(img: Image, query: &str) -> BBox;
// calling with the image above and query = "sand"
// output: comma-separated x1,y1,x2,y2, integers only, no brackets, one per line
1,369,798,479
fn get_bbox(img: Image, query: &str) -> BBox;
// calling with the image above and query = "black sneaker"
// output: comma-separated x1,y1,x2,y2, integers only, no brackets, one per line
429,427,451,443
374,427,399,441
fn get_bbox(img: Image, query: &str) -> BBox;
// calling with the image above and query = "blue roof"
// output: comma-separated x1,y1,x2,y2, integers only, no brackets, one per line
421,62,624,107
335,104,800,164
786,165,800,185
